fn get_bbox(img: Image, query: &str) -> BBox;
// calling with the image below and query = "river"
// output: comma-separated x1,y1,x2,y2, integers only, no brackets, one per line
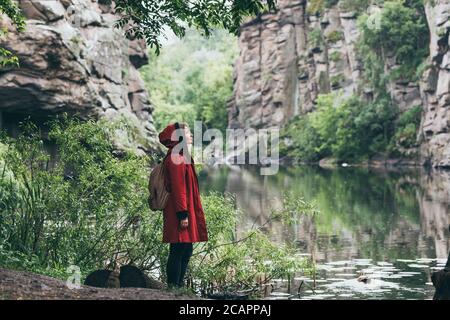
198,165,450,300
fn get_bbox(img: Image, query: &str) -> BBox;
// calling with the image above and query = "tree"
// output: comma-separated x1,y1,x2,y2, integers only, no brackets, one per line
114,0,277,54
357,0,429,83
140,29,237,133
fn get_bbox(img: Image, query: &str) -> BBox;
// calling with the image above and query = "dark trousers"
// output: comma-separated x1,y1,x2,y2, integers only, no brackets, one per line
166,243,193,288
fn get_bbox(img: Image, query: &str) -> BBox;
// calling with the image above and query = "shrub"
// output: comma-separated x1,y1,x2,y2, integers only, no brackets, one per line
357,1,429,84
0,118,315,296
281,93,398,162
330,74,345,88
326,30,344,43
306,0,325,15
308,28,324,49
391,105,422,149
339,0,371,13
329,51,342,62
280,114,324,163
140,29,237,134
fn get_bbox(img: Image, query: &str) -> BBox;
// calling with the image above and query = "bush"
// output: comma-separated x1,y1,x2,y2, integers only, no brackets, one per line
140,29,237,133
308,28,324,49
330,74,345,88
326,30,344,43
280,114,324,163
306,0,325,15
329,51,342,62
391,105,422,149
339,0,371,13
0,118,314,296
281,93,397,162
357,1,429,84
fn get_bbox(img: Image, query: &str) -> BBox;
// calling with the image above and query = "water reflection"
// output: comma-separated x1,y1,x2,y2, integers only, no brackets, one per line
198,165,450,299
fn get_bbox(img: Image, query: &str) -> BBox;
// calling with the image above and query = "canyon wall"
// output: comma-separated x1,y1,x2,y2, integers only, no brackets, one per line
228,0,450,167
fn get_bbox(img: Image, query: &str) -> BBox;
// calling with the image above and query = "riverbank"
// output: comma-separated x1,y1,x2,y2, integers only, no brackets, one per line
279,156,426,169
0,268,200,300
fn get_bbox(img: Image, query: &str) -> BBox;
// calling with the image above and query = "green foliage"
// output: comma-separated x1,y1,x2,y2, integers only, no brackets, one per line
281,92,398,162
390,105,422,150
113,0,276,55
0,45,18,67
326,0,340,7
306,0,325,15
329,51,342,62
415,59,432,79
308,28,324,48
0,118,153,276
0,0,25,68
330,73,345,88
191,191,316,295
325,30,344,43
280,114,323,163
0,118,314,296
141,29,237,133
152,103,197,134
339,0,372,13
0,0,25,30
357,0,429,85
306,0,339,15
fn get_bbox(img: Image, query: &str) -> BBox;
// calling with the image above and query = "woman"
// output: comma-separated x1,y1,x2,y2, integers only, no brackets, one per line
158,122,208,288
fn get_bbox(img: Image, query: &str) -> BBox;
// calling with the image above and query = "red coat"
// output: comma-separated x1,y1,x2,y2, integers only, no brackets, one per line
158,124,208,243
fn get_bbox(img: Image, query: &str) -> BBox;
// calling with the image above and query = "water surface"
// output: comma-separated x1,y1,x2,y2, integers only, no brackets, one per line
198,165,450,300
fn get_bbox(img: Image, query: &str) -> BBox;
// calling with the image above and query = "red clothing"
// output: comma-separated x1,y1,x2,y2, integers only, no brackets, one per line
158,124,208,243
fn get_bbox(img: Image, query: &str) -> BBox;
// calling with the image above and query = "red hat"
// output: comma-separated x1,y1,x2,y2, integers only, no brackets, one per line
158,123,183,149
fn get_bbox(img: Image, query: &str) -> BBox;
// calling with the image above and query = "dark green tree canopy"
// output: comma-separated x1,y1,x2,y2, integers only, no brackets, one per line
113,0,277,54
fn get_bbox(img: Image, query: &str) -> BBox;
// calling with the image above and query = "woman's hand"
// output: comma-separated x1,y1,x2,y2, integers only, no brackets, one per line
179,217,189,229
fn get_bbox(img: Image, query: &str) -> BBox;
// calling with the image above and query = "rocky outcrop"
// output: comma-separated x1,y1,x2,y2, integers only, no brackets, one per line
228,0,366,129
84,265,165,290
419,0,450,167
0,0,159,154
229,0,450,168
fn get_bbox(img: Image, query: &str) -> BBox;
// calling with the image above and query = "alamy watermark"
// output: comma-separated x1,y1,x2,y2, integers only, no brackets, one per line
66,265,81,290
169,121,280,176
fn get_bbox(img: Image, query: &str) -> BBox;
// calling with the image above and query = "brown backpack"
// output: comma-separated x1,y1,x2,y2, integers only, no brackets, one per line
148,157,170,211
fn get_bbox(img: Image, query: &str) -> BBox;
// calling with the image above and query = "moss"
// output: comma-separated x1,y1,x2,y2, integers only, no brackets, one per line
306,0,325,15
308,28,324,49
330,74,345,89
326,30,344,43
329,51,342,62
339,0,371,13
70,36,81,45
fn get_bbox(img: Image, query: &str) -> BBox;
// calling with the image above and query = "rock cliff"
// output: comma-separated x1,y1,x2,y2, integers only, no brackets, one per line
420,0,450,167
228,0,450,167
0,0,159,154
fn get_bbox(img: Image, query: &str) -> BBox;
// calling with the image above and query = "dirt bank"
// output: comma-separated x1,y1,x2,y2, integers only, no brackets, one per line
0,268,200,300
